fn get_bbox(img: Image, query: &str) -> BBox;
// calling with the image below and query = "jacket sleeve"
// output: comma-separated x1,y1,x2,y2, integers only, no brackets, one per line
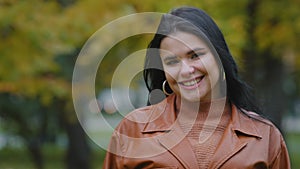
270,134,291,169
102,131,124,169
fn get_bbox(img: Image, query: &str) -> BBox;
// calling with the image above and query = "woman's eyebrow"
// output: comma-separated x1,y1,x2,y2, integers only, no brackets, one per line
162,47,205,61
162,55,177,61
187,47,206,55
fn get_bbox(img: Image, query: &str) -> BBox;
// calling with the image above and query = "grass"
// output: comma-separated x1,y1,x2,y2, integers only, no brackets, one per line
0,144,107,169
0,147,36,169
0,146,60,169
0,132,299,169
286,132,300,169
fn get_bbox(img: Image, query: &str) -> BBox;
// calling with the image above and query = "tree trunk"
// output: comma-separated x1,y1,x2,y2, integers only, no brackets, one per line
65,121,91,169
260,54,287,130
242,0,287,131
27,140,44,169
0,94,45,169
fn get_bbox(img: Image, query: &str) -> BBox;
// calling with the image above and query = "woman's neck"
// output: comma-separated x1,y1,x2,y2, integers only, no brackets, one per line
175,96,229,121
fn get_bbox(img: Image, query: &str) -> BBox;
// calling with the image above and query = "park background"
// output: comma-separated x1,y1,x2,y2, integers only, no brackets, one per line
0,0,300,168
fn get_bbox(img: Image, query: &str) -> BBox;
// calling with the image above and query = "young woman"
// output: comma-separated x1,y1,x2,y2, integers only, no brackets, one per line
103,7,290,169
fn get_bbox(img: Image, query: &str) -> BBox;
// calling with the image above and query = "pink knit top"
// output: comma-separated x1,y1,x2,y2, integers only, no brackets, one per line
179,100,231,169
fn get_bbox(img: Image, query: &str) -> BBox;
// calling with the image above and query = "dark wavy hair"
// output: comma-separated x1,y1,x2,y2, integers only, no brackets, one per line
143,7,261,114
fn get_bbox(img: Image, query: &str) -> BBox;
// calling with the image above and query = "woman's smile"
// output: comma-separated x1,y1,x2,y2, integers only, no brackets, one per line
178,75,205,89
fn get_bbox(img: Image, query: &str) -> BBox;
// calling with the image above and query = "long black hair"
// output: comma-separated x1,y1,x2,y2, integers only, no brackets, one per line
143,7,261,114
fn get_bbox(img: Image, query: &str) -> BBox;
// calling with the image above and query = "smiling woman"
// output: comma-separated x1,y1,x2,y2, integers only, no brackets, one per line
160,31,222,103
103,6,291,169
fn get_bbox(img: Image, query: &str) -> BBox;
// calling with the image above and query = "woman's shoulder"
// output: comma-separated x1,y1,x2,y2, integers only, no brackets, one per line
115,99,168,131
125,100,166,122
238,108,290,167
240,108,284,138
240,108,273,126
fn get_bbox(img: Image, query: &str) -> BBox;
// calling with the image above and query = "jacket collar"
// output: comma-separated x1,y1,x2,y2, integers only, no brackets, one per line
209,106,262,168
142,94,262,139
230,105,262,139
141,94,176,133
141,94,263,169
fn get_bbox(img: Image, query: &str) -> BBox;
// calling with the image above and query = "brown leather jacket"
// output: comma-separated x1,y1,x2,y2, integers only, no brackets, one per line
103,94,290,169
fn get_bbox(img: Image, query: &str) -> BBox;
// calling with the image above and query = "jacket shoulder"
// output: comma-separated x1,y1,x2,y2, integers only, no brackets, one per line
240,109,285,141
241,109,275,127
123,100,165,124
114,100,166,133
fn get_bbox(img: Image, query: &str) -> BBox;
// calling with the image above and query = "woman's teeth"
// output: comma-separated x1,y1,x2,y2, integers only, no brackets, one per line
182,77,201,86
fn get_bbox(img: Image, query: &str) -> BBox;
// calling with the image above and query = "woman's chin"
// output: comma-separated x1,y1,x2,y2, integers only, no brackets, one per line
180,92,203,103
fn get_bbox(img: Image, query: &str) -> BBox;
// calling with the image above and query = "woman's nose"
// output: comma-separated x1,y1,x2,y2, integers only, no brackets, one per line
181,61,195,76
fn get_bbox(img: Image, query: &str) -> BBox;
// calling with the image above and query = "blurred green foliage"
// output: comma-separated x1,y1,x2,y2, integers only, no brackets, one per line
287,132,300,169
0,0,299,106
0,144,106,169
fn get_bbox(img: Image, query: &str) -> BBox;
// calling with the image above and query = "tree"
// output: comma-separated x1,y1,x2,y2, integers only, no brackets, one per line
199,0,300,130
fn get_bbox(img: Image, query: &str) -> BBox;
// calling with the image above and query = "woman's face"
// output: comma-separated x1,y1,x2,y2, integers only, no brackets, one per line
160,31,221,102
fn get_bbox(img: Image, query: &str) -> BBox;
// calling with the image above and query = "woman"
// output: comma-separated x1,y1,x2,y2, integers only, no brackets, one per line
103,7,290,169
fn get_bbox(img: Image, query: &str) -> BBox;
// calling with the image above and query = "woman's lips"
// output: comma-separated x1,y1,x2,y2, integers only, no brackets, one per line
179,75,205,89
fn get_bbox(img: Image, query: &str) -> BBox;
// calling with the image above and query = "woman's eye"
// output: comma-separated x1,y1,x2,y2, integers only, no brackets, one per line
191,52,205,59
165,59,179,65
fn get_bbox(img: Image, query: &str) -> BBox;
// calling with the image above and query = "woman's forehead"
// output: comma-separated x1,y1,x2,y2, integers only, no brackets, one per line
160,31,208,56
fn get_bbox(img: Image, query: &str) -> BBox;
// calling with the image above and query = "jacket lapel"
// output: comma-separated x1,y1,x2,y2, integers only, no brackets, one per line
141,94,198,169
209,105,262,169
158,123,199,169
208,123,248,169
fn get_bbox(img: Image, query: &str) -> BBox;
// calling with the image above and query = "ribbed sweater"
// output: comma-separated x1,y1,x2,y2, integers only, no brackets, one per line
179,100,231,169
